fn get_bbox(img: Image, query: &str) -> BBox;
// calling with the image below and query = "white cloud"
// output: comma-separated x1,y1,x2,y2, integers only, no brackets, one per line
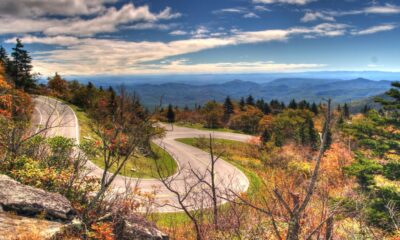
254,6,270,11
253,0,315,5
301,4,400,23
301,12,335,22
7,23,348,75
0,0,116,17
352,24,397,35
191,26,210,38
243,12,260,18
170,30,188,36
213,8,246,14
123,23,174,31
364,4,400,14
0,3,181,36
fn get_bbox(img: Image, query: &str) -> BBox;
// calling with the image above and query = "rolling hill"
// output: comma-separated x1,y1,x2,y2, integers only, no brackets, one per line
128,78,393,107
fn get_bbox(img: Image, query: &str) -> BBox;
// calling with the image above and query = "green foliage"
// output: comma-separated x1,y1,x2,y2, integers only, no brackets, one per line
10,39,36,91
228,106,263,134
202,101,223,128
46,136,75,170
383,161,400,181
345,154,383,190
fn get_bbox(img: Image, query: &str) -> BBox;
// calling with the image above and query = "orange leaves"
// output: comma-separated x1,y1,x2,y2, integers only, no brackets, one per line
90,223,115,240
0,64,32,119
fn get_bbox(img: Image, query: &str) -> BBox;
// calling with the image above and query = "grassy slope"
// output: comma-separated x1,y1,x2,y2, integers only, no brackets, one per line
174,122,243,134
152,138,264,228
176,138,262,196
69,105,177,179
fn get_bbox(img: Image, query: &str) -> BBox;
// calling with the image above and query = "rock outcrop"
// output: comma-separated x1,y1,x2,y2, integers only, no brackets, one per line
0,174,74,220
114,213,169,240
0,212,65,240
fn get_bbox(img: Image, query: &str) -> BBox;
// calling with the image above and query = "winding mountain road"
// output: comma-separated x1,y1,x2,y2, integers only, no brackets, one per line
33,96,251,212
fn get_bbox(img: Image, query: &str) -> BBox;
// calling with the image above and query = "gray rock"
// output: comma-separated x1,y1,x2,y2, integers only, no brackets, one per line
114,213,169,240
0,175,74,220
0,212,65,240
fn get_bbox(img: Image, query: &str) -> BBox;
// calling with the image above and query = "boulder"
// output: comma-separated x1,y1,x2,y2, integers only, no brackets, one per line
114,213,169,240
0,174,74,220
0,212,65,240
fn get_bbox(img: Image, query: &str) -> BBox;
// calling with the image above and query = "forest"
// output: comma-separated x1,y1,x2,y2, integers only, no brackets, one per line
0,39,399,240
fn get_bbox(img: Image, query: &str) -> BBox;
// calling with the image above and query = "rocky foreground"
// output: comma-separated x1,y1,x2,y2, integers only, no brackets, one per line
0,175,168,240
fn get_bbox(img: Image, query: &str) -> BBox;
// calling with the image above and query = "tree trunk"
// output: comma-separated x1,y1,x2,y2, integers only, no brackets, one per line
325,216,334,240
286,217,300,240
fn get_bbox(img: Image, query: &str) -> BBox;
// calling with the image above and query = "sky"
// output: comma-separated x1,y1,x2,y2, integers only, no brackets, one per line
0,0,400,77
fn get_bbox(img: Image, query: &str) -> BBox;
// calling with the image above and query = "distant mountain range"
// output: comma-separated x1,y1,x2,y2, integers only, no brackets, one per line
127,78,393,107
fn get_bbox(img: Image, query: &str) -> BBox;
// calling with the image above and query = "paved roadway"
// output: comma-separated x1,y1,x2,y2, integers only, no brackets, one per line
33,96,251,212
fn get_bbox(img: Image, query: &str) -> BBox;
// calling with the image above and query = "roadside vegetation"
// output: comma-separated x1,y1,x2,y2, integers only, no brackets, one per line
0,39,399,239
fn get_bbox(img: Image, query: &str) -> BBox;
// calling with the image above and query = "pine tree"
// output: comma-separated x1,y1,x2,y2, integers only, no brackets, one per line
306,116,319,150
288,99,298,109
343,103,350,118
223,96,234,123
256,98,265,111
0,46,9,68
246,95,255,106
10,39,35,90
362,104,370,114
239,97,245,111
311,102,319,115
167,104,175,123
263,103,271,115
261,129,271,143
223,96,234,115
337,104,341,112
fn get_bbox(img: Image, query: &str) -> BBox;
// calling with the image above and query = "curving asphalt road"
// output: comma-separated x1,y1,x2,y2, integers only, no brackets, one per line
33,96,252,212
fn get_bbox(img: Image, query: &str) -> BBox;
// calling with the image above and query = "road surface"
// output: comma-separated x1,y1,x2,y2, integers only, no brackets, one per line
33,96,251,212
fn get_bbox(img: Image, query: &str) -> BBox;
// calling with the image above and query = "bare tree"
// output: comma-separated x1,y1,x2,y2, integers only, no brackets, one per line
231,99,334,240
85,88,161,217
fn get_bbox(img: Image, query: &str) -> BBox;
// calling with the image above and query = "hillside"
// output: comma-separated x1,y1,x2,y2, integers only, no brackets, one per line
130,78,393,107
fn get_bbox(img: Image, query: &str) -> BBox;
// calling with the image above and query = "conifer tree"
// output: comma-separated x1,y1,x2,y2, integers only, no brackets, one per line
246,95,255,106
263,103,271,115
288,99,298,109
167,104,175,123
311,102,319,115
223,96,234,123
10,39,35,90
239,97,245,111
343,103,350,118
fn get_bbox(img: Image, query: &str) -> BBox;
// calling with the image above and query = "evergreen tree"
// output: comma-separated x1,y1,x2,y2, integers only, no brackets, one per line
306,116,319,150
263,103,271,115
239,97,245,111
261,129,271,143
280,102,286,109
299,123,306,145
337,104,341,112
343,103,350,118
246,95,255,106
223,96,234,115
223,96,234,123
10,39,35,90
166,104,175,123
256,98,265,111
0,46,9,68
323,121,332,150
362,104,370,114
288,99,298,109
311,102,319,115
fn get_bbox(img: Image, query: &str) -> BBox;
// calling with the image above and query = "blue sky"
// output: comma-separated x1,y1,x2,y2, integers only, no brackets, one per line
0,0,399,76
